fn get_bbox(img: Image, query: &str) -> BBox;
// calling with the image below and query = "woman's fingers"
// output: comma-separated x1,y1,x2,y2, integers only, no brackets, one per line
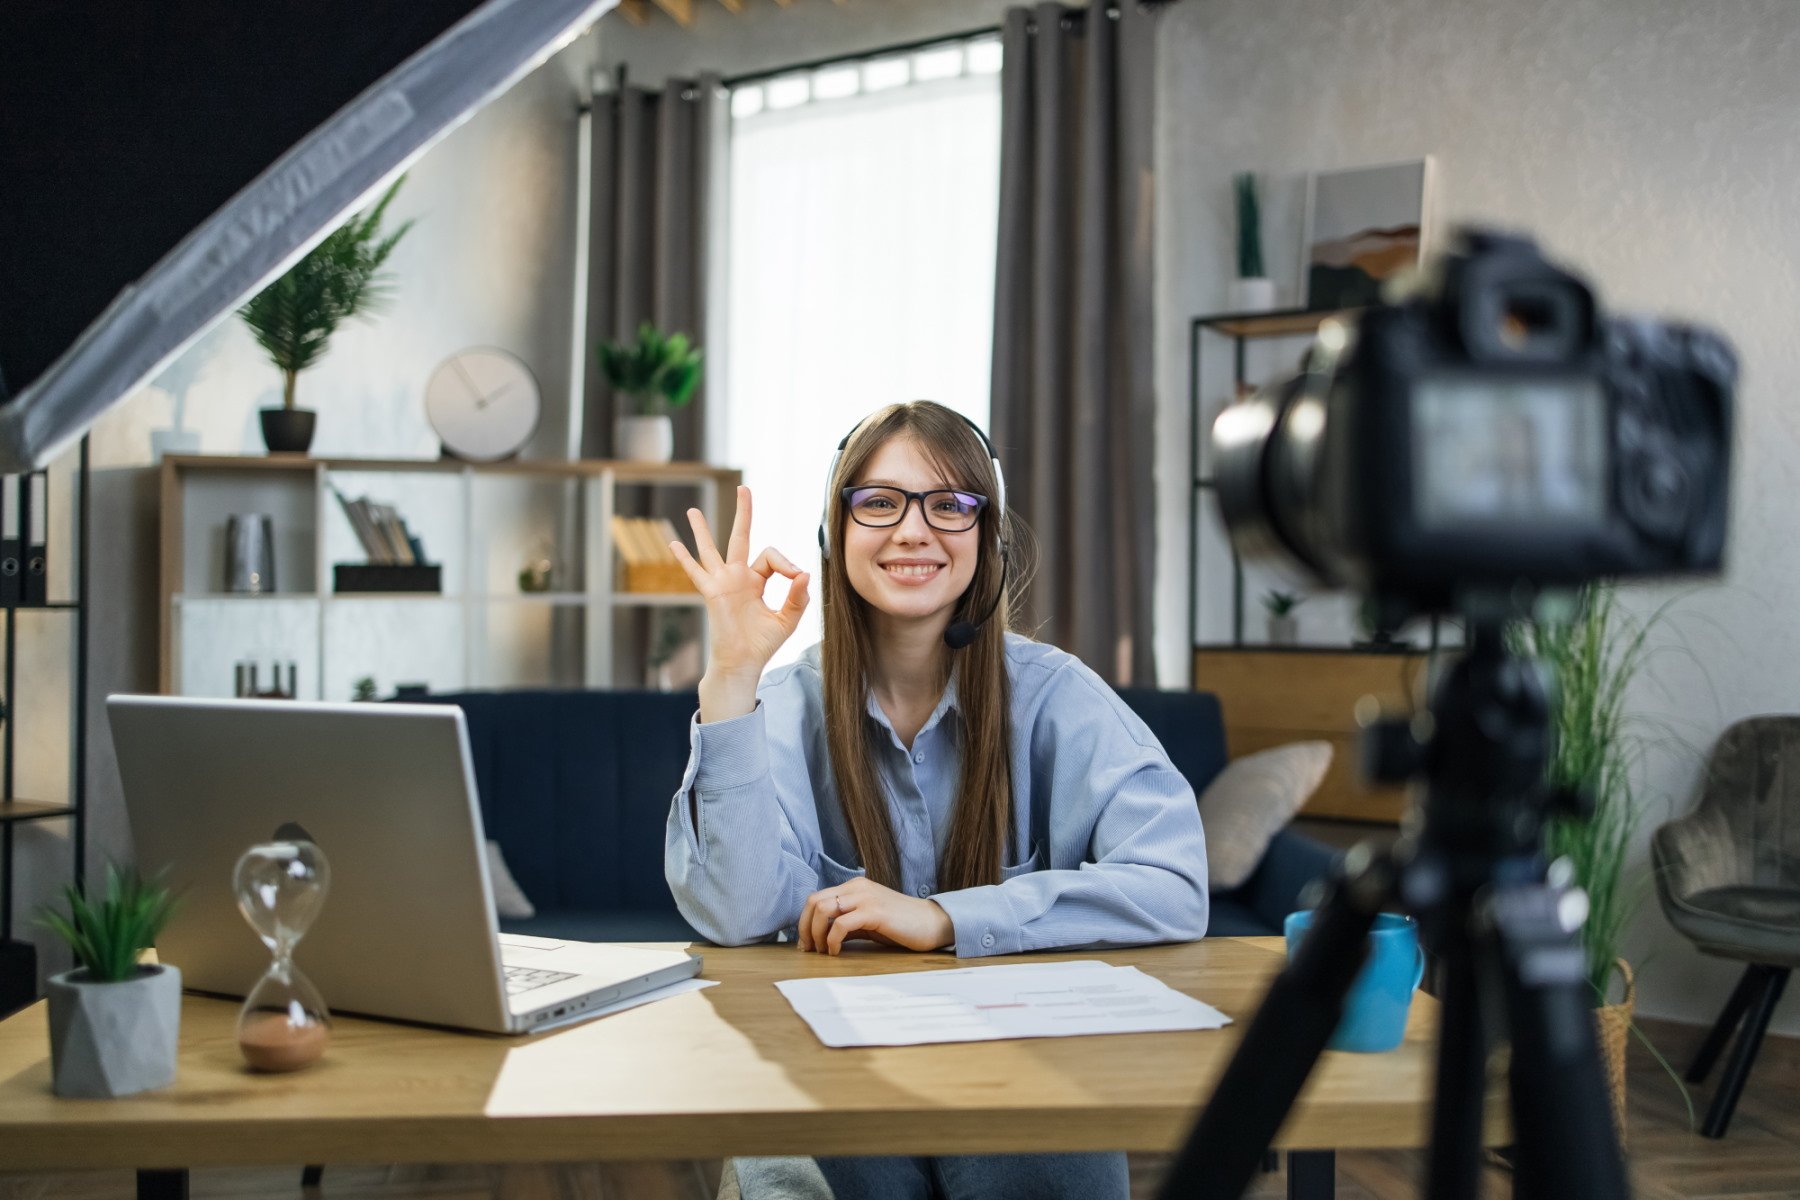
826,910,875,956
779,572,810,629
808,895,838,953
685,508,725,570
725,486,752,566
748,546,802,581
668,539,711,591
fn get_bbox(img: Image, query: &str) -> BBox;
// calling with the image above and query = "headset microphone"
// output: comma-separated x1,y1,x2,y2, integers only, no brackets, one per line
943,549,1009,650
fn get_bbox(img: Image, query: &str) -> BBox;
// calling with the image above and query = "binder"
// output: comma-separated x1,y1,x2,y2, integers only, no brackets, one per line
0,474,18,606
24,472,47,606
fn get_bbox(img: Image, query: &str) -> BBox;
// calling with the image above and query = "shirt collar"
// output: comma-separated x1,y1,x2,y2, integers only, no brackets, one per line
863,675,960,746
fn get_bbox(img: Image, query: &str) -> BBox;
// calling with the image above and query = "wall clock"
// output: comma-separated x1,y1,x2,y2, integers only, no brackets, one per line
424,347,540,461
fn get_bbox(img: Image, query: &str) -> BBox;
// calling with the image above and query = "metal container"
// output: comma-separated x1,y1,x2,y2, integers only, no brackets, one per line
225,514,275,594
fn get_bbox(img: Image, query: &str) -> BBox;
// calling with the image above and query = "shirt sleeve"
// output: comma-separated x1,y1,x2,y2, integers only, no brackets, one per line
663,700,821,945
928,665,1210,957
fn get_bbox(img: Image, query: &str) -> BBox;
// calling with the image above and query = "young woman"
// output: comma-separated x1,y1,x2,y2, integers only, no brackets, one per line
664,401,1208,1200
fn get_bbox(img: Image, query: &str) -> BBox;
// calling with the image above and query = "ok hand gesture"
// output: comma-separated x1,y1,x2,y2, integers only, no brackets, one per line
671,486,809,721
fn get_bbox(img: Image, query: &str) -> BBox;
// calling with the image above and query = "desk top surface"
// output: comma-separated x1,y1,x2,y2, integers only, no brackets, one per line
0,937,1497,1170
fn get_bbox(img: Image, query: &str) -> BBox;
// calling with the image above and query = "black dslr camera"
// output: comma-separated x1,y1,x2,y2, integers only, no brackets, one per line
1212,228,1735,620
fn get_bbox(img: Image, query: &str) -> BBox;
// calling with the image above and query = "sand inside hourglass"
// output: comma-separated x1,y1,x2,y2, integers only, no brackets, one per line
239,1010,330,1071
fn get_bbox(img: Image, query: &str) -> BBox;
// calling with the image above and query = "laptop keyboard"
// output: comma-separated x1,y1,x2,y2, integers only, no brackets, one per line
505,964,577,996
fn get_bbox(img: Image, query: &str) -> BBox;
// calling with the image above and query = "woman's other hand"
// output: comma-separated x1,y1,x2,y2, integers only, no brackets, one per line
797,877,955,955
672,486,809,722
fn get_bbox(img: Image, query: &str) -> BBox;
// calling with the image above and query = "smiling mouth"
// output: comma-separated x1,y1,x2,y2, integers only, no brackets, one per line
882,563,944,580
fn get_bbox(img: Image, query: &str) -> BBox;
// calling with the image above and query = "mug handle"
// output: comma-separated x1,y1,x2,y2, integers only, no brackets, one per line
1411,945,1426,990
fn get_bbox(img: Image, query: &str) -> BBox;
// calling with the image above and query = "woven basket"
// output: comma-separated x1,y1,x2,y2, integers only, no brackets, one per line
1594,957,1635,1142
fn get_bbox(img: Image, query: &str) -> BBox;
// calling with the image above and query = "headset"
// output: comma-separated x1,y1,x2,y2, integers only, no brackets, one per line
817,409,1009,651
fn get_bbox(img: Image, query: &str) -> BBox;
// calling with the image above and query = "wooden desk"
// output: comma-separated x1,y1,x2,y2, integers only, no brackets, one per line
0,939,1498,1190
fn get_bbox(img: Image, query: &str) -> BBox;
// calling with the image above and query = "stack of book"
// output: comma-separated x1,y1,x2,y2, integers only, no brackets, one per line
611,516,697,594
331,485,439,593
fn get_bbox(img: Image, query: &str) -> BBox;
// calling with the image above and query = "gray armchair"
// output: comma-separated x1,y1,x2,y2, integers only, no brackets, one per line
1651,715,1800,1138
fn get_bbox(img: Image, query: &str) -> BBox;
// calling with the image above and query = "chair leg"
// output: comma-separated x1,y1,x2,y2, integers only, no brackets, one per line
1701,966,1789,1139
301,1165,324,1188
1687,964,1768,1084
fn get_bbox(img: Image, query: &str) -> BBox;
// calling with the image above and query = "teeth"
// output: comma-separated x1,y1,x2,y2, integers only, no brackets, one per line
886,564,940,577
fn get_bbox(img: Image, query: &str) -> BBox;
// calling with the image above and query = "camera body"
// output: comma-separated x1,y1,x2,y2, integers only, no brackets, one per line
1213,229,1735,618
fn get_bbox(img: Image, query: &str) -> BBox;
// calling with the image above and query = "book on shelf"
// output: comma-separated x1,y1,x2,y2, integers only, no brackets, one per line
610,516,696,594
330,485,427,566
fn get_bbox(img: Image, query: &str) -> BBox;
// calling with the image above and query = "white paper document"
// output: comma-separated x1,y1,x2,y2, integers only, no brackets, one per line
774,960,1232,1048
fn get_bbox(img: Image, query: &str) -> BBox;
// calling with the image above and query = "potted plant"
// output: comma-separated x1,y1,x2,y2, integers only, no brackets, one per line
1513,584,1686,1134
237,179,414,454
1229,172,1278,313
597,321,704,462
1262,589,1303,645
39,866,181,1098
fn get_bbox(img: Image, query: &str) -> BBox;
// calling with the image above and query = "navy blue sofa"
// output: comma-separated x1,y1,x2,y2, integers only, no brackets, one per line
426,688,1336,943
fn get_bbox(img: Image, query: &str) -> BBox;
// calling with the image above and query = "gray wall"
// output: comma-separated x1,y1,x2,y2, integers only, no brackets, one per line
611,0,1800,1036
10,30,602,983
1157,0,1800,1036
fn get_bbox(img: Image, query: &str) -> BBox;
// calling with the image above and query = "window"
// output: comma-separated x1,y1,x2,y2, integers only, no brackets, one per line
721,38,1002,666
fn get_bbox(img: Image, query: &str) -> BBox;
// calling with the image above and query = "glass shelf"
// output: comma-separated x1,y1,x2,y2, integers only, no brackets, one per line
1194,307,1353,339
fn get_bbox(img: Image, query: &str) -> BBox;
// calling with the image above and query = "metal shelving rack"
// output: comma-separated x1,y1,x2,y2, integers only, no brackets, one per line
0,436,90,1014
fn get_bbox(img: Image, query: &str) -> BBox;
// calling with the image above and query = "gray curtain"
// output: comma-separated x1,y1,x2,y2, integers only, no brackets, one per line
584,75,721,459
990,3,1159,686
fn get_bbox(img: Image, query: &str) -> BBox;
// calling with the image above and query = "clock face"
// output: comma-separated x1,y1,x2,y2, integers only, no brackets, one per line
424,348,541,461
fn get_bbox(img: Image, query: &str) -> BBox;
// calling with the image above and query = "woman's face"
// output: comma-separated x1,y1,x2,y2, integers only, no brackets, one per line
841,435,983,629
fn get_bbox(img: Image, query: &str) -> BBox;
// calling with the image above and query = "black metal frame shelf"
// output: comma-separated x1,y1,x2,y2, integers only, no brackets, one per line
1187,309,1344,651
0,437,89,1013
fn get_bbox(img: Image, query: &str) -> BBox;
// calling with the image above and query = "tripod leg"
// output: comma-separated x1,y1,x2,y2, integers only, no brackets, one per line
1493,885,1629,1200
1701,966,1788,1139
1687,964,1767,1084
1424,940,1488,1200
1154,872,1383,1200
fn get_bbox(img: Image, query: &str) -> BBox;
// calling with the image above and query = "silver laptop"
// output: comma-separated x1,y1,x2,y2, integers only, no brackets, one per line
107,695,702,1034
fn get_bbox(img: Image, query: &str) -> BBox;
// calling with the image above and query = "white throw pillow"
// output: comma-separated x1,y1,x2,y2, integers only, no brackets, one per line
484,839,536,920
1198,741,1333,891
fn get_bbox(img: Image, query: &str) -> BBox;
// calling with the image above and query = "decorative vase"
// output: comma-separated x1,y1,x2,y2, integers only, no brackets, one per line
1229,276,1279,313
1594,958,1635,1143
616,414,674,463
45,964,182,1098
259,408,316,454
1266,613,1298,646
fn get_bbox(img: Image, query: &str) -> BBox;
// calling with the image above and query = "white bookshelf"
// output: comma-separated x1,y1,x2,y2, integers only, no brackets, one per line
159,455,737,699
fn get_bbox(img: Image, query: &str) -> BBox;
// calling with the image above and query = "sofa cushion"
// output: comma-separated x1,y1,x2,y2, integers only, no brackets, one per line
1201,895,1274,939
1198,741,1333,890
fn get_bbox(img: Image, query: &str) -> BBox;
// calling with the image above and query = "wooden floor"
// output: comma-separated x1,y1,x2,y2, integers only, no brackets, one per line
3,1025,1795,1199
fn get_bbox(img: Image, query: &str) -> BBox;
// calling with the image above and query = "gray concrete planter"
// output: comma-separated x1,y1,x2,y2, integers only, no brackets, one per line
45,965,181,1098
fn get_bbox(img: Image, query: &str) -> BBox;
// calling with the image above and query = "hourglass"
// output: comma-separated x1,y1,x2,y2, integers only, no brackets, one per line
233,839,332,1071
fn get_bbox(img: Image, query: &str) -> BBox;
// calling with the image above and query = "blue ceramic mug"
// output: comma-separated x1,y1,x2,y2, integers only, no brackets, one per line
1284,910,1425,1053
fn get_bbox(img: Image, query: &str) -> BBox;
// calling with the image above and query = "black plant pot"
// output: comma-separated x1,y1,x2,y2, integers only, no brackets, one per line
260,408,317,454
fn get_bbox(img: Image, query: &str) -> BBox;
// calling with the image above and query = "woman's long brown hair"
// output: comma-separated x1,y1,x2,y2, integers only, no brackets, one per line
820,402,1019,892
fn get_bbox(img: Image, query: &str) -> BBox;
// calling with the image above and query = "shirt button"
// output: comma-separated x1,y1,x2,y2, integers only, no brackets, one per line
913,751,924,763
917,885,931,898
981,932,995,948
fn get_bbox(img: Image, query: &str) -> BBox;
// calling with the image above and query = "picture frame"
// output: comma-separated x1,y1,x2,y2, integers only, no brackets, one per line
1300,156,1435,312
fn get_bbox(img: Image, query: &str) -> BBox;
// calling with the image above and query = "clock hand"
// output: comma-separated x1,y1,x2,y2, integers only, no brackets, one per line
475,383,513,411
451,357,485,404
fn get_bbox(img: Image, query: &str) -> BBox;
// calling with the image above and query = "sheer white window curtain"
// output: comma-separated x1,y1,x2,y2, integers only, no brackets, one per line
722,40,1002,666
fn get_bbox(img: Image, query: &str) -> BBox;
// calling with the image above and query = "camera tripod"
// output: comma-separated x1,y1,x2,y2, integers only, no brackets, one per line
1158,620,1630,1200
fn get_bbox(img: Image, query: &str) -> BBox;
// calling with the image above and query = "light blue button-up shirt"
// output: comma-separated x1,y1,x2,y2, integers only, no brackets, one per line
664,634,1209,957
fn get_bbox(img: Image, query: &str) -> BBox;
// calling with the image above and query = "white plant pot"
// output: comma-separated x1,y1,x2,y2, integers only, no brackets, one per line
46,964,182,1098
1229,276,1279,313
616,415,674,463
1266,613,1299,646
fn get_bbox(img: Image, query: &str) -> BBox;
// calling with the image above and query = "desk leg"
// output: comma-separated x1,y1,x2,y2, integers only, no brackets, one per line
137,1169,189,1200
1286,1150,1334,1200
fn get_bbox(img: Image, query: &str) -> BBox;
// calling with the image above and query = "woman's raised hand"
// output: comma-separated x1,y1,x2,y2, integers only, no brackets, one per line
671,486,809,720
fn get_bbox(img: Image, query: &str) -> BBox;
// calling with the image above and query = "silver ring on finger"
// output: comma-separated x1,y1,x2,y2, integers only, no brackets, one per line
836,894,846,914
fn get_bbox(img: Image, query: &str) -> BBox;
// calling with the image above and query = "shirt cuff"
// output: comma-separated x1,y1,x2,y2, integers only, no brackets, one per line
929,884,1021,957
691,702,769,792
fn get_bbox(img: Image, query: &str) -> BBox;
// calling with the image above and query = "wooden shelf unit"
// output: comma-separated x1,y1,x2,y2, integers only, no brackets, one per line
158,455,740,698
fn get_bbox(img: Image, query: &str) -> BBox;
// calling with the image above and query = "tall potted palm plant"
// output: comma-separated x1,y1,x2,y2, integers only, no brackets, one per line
1513,584,1664,1132
238,179,413,453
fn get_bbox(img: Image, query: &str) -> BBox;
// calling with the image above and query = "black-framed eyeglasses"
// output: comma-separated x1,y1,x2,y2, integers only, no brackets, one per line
842,486,988,533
